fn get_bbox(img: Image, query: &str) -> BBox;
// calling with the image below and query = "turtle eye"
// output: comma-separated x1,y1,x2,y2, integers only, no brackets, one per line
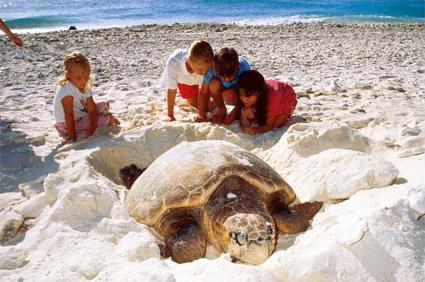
229,231,246,246
266,222,274,238
236,231,247,245
229,230,247,245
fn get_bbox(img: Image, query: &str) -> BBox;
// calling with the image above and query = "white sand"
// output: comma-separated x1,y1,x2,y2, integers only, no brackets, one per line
0,23,424,281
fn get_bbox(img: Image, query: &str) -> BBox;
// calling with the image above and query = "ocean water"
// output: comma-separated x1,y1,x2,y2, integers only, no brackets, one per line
1,0,424,32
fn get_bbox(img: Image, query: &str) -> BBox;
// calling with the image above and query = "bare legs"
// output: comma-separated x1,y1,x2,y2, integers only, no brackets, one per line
186,95,198,108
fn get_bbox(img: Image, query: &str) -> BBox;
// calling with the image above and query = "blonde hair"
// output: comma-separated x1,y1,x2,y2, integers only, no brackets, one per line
58,52,92,92
188,40,214,64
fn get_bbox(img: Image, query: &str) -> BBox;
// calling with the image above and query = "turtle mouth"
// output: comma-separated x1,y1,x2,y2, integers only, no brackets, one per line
228,238,274,265
227,224,276,265
224,213,276,265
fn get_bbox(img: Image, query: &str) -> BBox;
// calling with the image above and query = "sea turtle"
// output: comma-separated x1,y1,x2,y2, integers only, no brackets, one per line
124,140,321,265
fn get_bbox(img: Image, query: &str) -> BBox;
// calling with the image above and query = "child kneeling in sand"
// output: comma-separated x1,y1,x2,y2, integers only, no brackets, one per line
159,40,214,121
237,70,297,135
199,47,250,124
53,52,119,144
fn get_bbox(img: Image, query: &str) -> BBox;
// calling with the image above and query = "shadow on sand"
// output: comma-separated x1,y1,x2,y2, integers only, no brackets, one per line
0,119,61,193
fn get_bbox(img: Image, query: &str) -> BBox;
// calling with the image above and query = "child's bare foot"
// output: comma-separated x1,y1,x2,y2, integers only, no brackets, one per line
108,115,120,125
223,115,235,125
99,102,111,115
166,115,176,122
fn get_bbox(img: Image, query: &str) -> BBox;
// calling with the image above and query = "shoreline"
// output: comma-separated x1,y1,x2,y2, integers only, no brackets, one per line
8,19,425,34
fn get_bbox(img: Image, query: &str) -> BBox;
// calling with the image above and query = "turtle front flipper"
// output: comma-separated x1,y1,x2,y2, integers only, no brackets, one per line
164,223,206,263
292,202,323,221
270,201,322,234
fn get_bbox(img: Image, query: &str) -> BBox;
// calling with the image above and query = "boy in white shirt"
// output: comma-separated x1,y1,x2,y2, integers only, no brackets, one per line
159,40,214,121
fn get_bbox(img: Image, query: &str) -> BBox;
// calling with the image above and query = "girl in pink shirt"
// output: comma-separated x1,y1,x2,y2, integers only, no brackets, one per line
237,70,297,135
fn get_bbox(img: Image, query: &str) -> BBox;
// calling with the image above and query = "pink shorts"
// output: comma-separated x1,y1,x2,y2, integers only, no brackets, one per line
177,83,199,99
55,102,110,138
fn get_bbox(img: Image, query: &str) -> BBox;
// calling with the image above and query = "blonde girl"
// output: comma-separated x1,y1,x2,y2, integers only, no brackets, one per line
53,52,119,144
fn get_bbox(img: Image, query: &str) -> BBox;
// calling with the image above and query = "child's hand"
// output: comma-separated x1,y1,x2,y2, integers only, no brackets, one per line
243,127,256,135
210,109,226,124
242,107,256,120
223,114,236,125
11,35,23,47
62,136,76,145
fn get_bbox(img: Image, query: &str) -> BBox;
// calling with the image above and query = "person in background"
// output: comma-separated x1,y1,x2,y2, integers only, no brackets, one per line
159,40,214,121
53,52,119,144
0,18,23,47
237,70,297,135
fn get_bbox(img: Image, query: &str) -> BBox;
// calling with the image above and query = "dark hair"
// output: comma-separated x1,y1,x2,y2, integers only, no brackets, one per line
214,48,239,77
237,70,269,126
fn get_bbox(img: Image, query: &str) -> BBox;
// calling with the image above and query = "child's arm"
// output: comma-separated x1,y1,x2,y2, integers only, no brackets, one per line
224,105,240,125
86,96,98,136
0,19,23,47
61,96,77,142
240,106,255,128
195,83,209,122
167,89,177,121
209,80,227,124
243,116,275,135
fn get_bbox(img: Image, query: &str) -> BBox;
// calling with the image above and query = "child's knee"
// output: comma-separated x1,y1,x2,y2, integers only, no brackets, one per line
208,78,222,94
223,89,238,105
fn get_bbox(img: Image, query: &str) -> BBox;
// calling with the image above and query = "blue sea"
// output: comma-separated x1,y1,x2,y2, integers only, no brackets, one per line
1,0,424,32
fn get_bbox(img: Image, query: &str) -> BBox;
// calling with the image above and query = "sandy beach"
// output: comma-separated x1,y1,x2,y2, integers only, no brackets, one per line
1,23,425,281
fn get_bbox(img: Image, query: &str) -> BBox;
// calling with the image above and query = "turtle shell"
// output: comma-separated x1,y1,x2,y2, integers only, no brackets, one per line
125,140,295,226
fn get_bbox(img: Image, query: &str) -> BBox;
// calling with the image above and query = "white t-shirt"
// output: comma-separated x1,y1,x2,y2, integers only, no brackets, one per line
53,82,93,123
159,49,204,89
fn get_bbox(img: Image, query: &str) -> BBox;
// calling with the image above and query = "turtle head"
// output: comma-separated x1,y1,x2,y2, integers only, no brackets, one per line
223,213,276,265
